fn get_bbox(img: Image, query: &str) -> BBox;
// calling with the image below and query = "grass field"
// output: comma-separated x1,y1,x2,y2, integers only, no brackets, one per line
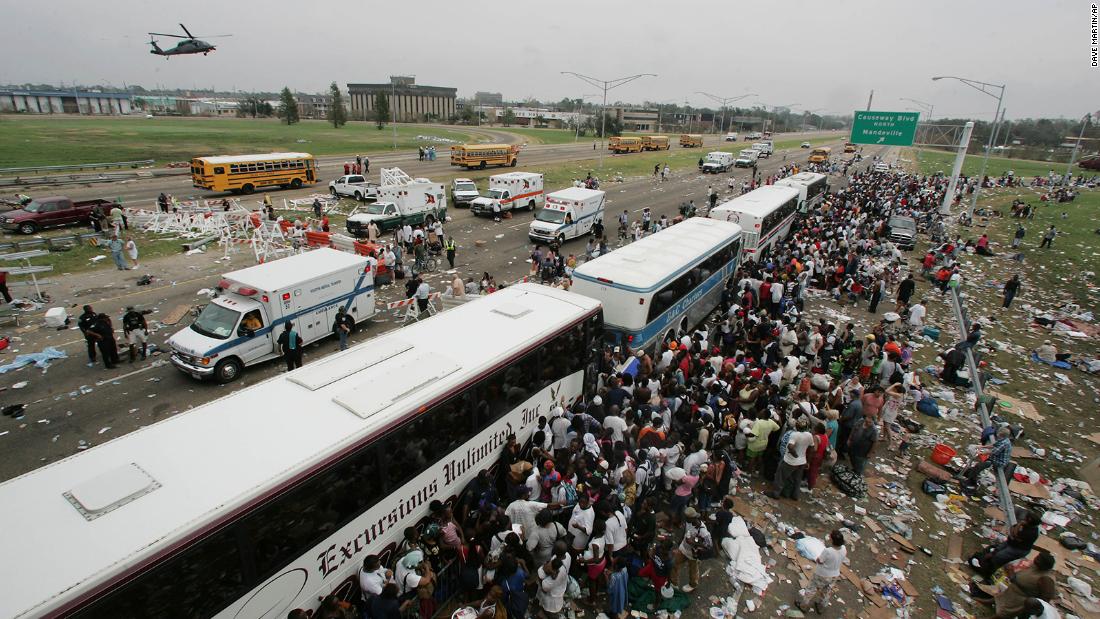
0,117,497,168
903,147,1075,179
933,185,1100,484
490,127,581,145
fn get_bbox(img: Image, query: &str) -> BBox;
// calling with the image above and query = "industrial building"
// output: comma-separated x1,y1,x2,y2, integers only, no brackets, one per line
347,76,456,122
612,107,659,132
0,89,133,115
296,94,334,120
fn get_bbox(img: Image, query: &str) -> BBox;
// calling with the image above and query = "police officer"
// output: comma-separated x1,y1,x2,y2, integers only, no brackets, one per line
77,305,98,367
445,236,457,269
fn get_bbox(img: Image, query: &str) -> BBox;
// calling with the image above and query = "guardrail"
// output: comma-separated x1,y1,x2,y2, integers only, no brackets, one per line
0,160,156,175
947,285,1017,525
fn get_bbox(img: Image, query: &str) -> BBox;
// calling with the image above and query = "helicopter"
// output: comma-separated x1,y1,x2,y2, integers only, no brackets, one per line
148,24,230,57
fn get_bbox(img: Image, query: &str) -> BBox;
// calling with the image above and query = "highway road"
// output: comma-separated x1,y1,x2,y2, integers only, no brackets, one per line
0,132,883,482
49,129,839,208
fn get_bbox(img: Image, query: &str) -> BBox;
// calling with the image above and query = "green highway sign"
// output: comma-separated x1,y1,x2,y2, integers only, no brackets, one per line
850,111,920,146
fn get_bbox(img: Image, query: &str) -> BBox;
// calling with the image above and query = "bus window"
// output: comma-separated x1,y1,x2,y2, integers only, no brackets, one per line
214,167,225,175
71,525,247,617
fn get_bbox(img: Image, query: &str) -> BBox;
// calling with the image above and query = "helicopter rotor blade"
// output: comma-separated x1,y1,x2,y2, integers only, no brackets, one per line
179,23,195,38
190,34,233,38
149,32,188,38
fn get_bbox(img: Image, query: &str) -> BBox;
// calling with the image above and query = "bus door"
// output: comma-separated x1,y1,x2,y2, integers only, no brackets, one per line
306,163,315,182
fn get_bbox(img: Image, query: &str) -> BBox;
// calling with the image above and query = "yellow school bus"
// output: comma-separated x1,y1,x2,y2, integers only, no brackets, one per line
191,152,318,194
809,146,832,163
449,144,520,169
844,142,857,153
642,135,671,151
608,136,644,153
679,134,704,148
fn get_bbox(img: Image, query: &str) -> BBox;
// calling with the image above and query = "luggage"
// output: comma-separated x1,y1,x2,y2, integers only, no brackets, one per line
830,463,868,498
922,326,941,341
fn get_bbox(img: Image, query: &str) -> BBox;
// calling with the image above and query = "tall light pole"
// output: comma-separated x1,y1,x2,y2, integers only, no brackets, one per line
562,71,657,169
696,92,757,137
760,102,800,133
573,94,600,142
932,75,1005,218
1064,113,1092,186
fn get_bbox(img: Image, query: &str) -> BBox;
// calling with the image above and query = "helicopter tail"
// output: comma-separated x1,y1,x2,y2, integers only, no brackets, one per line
148,37,163,55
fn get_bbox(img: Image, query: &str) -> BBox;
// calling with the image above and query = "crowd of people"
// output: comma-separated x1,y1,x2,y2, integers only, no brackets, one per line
287,161,1055,619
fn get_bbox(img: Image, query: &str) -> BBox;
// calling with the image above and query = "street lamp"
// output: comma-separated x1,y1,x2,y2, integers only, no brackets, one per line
932,75,1006,218
562,71,657,169
696,92,757,138
760,102,800,133
573,94,600,142
899,97,934,121
1064,113,1092,186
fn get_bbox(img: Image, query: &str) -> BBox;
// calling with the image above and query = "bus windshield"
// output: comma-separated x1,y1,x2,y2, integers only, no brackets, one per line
536,209,567,224
191,303,241,340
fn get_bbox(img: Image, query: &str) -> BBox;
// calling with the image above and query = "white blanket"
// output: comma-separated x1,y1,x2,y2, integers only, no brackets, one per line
722,516,773,593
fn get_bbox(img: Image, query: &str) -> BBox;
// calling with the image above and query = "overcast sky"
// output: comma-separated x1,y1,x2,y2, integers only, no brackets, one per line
2,0,1096,120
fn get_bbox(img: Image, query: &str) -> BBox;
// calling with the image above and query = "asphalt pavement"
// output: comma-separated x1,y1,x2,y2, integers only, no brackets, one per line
0,133,881,482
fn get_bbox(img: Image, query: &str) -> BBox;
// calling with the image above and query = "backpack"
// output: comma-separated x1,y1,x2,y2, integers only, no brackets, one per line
501,578,528,619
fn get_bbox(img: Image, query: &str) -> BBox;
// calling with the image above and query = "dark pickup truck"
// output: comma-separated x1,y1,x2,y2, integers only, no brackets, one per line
0,196,117,235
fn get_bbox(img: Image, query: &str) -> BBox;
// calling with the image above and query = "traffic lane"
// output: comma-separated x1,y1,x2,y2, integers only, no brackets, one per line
0,137,864,481
42,130,838,209
432,137,865,287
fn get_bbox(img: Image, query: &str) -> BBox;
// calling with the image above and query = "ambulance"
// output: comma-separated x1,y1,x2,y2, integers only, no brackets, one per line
168,249,374,383
469,172,545,216
528,187,606,246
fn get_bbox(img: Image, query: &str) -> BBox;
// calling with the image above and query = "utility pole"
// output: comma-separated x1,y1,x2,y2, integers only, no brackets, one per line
561,71,657,169
866,90,874,111
1064,113,1091,186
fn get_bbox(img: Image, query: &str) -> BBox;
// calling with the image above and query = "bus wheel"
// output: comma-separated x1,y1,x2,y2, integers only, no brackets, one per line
241,184,255,195
290,178,303,189
510,159,518,167
213,358,243,384
479,161,487,170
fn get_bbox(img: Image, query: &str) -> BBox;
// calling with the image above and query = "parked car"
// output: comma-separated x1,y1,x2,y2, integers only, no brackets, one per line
328,175,379,201
0,196,116,235
800,142,811,148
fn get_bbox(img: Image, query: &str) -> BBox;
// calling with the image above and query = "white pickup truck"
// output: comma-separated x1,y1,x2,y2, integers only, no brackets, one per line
328,175,379,201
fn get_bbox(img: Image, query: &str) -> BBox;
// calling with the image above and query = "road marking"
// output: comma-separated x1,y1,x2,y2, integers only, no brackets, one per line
94,360,169,386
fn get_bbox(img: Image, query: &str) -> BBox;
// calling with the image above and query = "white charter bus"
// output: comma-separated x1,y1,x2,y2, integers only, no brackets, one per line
571,217,742,353
774,171,828,213
0,284,602,619
708,185,799,259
